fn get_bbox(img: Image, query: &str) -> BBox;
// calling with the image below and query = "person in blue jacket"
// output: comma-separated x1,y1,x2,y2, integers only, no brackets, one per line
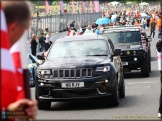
95,26,100,35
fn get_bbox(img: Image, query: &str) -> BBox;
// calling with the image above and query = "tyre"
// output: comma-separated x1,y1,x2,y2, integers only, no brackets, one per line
119,76,125,98
111,83,119,106
140,53,149,77
149,51,151,73
35,89,51,110
106,77,119,106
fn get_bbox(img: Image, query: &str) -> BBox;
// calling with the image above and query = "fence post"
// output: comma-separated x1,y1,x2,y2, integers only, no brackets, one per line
50,15,52,33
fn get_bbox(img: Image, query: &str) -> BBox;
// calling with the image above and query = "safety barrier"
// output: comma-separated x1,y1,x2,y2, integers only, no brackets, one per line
28,12,101,39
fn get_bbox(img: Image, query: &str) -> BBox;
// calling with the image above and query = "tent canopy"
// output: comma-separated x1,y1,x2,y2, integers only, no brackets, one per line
126,2,134,5
108,1,121,6
139,2,149,6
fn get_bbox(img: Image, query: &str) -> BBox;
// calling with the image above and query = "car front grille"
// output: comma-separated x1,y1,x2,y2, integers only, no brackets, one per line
53,68,92,78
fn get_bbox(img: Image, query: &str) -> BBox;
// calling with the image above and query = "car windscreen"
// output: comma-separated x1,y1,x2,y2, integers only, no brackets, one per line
47,39,109,59
103,31,141,44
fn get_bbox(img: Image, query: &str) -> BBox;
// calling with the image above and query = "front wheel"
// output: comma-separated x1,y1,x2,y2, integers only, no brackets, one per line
111,83,119,106
140,53,149,77
119,76,125,98
149,51,151,73
106,78,119,106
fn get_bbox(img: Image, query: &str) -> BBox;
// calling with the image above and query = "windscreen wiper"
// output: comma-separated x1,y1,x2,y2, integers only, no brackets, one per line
120,42,129,43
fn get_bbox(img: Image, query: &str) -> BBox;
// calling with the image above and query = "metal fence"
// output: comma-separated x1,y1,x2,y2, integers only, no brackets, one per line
28,12,101,39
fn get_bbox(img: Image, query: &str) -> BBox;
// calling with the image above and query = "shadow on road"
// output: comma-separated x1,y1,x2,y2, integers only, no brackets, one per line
149,70,160,78
151,57,157,62
124,72,141,79
124,70,160,79
46,95,136,111
49,99,112,111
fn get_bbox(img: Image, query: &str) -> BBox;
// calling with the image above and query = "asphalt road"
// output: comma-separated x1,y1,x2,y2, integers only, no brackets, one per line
30,28,161,120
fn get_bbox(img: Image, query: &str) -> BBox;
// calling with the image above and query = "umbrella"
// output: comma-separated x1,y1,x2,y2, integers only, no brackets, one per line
96,18,111,25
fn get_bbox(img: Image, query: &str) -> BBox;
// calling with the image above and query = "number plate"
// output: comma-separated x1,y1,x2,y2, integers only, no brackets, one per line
123,62,128,66
61,82,84,88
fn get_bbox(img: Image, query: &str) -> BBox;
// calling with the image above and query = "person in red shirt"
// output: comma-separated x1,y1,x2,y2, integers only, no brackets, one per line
1,1,37,120
136,11,140,19
67,27,72,36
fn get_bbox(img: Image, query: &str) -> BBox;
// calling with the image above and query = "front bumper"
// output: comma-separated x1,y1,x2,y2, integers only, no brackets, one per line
35,75,115,101
121,55,145,69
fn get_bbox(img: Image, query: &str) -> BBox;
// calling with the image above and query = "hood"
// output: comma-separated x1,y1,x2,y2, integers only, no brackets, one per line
39,56,111,69
114,43,143,51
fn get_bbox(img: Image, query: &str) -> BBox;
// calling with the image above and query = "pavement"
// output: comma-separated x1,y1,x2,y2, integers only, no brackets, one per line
30,27,162,120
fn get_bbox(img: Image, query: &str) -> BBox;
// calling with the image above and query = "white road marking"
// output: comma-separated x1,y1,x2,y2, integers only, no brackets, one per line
126,86,151,88
127,81,159,84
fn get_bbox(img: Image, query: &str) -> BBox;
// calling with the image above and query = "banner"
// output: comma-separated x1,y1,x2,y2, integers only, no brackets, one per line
44,0,50,13
72,0,75,13
82,0,85,13
60,0,64,14
93,0,100,12
90,0,93,13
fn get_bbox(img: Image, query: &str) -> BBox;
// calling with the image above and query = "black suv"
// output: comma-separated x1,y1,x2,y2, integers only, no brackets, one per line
103,27,152,77
36,35,125,110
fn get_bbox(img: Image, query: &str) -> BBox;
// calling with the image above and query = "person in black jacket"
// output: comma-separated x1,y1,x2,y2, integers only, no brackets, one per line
150,19,156,38
70,21,77,32
31,34,37,56
146,18,150,31
156,35,162,118
39,33,46,52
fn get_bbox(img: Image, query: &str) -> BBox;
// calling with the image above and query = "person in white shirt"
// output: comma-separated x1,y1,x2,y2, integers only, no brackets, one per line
84,25,94,34
99,25,104,34
155,15,159,21
78,24,83,35
69,30,78,36
143,18,147,30
45,32,51,51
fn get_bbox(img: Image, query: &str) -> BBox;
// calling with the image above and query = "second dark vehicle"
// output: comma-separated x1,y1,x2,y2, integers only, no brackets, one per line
103,26,152,77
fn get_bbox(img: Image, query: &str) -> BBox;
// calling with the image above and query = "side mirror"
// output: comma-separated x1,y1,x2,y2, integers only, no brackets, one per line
114,49,122,56
37,52,45,60
147,36,152,42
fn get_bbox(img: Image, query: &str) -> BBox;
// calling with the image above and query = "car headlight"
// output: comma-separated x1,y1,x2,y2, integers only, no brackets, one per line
126,51,131,55
38,70,51,75
96,66,110,72
133,51,136,55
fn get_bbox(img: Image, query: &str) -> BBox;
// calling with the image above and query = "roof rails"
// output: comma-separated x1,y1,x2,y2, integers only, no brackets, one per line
104,26,141,31
104,25,143,29
103,27,141,31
